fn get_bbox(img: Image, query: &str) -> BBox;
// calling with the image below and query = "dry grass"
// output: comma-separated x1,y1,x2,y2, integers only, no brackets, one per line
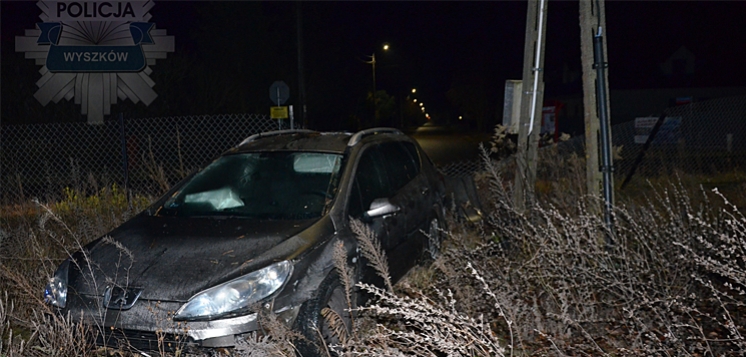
3,150,746,356
0,186,151,356
321,147,746,356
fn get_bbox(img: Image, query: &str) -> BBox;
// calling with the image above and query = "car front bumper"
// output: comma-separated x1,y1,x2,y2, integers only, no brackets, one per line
66,293,267,349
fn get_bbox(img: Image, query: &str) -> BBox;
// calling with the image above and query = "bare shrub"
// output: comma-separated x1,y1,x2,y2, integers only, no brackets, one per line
348,281,506,357
1,292,29,356
4,152,746,356
29,310,95,356
0,186,152,356
328,218,508,357
327,152,746,356
418,158,745,356
234,333,296,357
234,311,300,357
351,219,393,292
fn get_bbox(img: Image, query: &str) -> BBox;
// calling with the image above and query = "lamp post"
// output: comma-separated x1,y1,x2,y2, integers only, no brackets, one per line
365,43,390,125
366,43,390,97
364,53,377,125
369,53,377,95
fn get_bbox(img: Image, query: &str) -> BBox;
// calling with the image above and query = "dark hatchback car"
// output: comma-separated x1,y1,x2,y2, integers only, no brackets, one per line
43,128,447,354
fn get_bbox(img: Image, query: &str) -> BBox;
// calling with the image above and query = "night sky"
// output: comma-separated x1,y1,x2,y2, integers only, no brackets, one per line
2,1,746,133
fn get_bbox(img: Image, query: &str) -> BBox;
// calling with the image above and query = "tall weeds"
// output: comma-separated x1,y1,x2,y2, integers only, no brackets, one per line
323,151,746,356
2,155,746,356
0,186,150,356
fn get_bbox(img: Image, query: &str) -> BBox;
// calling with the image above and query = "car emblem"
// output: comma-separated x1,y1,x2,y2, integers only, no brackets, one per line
103,286,143,310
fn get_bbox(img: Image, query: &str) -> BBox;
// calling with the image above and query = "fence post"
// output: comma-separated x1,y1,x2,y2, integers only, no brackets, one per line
118,112,131,209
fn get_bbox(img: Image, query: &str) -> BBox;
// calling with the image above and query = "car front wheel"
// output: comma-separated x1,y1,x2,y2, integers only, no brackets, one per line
294,271,356,356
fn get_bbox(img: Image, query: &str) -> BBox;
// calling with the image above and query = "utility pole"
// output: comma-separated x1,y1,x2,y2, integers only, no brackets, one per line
579,0,613,221
514,0,549,213
371,53,377,95
296,1,307,128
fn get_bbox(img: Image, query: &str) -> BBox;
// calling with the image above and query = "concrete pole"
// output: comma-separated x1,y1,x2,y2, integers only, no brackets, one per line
579,0,612,217
525,0,549,211
295,1,307,129
514,0,548,213
580,0,599,215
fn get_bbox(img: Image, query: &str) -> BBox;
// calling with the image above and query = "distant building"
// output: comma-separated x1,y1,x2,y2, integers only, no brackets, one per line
660,46,695,78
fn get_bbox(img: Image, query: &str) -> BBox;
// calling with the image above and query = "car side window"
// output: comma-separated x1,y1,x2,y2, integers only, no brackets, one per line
402,142,421,174
348,147,390,218
378,142,420,193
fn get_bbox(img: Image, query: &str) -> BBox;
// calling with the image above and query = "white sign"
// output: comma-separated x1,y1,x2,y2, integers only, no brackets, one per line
502,80,521,134
634,116,682,144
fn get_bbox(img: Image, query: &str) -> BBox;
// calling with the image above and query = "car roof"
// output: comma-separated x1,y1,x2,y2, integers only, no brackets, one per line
233,130,352,154
231,128,408,154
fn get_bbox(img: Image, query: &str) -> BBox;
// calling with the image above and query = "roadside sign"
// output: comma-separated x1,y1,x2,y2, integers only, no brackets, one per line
634,116,681,144
269,81,290,105
271,106,289,119
502,80,521,134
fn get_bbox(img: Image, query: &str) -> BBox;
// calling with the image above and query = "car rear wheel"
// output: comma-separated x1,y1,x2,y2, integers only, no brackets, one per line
294,271,356,357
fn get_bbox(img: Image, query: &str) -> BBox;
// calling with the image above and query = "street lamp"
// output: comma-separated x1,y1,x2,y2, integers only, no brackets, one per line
367,53,377,95
365,43,390,96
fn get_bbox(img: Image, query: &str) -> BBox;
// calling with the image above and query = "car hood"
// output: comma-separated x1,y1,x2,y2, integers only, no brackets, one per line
68,214,329,301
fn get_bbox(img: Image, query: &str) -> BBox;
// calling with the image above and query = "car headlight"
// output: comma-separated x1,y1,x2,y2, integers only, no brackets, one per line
174,260,293,321
44,259,70,308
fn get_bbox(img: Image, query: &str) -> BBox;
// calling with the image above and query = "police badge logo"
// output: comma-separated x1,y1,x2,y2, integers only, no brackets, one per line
15,1,174,124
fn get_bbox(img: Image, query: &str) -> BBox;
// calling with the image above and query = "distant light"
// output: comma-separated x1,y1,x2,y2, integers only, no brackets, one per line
419,103,424,107
382,43,390,51
459,116,463,120
411,88,417,94
413,99,417,103
421,107,425,112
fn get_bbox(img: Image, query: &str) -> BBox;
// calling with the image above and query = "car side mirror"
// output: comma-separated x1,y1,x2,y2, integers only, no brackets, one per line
364,198,400,220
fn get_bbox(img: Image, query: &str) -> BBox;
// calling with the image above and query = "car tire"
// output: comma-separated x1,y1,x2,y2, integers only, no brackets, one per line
294,271,356,357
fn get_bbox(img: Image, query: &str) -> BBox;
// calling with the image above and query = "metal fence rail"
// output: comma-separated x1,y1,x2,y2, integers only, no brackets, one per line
1,113,291,203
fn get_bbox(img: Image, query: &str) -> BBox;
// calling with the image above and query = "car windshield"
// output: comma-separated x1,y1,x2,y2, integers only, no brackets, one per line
159,152,343,219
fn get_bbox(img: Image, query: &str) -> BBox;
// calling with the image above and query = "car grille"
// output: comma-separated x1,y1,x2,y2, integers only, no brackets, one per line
95,327,192,353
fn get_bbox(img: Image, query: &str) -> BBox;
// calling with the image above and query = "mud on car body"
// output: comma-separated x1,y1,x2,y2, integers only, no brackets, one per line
43,128,447,354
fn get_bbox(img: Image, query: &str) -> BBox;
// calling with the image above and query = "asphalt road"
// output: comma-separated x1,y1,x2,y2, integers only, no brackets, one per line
408,124,492,167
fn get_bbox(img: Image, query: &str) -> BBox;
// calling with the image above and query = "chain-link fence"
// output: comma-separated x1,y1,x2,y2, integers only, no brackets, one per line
3,95,745,205
1,113,296,204
612,95,746,184
437,159,486,178
530,94,746,193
